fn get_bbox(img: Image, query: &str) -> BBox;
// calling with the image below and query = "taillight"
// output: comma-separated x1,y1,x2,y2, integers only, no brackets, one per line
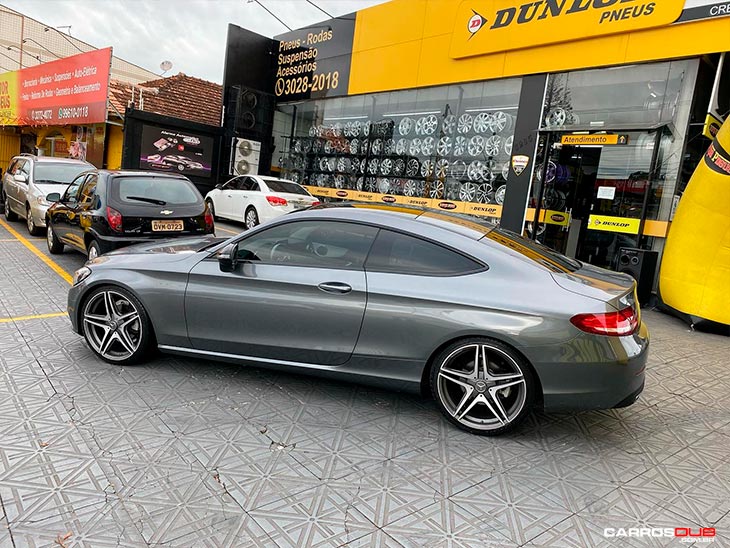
570,308,638,337
310,201,320,207
204,205,214,232
266,195,288,206
106,206,123,232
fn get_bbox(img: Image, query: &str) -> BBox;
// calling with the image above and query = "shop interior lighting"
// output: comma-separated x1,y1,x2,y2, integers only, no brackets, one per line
590,121,606,127
323,115,369,121
464,106,519,112
381,110,441,117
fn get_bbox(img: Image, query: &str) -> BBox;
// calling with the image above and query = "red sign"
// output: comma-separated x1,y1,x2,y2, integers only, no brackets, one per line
0,48,112,126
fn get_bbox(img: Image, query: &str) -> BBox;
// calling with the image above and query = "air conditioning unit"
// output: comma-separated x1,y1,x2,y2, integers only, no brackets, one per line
231,137,261,176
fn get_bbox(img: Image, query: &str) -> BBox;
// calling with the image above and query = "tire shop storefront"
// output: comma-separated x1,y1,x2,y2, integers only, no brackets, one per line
223,0,730,290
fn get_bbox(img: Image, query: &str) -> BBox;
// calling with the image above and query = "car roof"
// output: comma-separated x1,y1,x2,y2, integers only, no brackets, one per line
297,203,496,241
17,156,91,165
97,169,190,179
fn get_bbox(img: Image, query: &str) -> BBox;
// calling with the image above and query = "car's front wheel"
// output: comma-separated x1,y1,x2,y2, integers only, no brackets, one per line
245,207,259,230
81,285,154,365
430,338,536,436
206,199,216,220
46,223,64,254
4,199,17,221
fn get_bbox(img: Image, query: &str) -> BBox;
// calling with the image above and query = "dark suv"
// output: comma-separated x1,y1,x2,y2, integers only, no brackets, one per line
45,170,214,259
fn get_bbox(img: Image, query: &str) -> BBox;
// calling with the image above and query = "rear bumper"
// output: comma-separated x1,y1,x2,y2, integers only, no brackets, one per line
529,320,649,412
94,231,213,250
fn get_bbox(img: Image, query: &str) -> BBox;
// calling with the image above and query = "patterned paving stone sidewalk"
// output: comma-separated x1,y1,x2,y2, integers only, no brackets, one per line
0,226,729,547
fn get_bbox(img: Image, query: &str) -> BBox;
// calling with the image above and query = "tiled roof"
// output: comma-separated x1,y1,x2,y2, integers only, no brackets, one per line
108,73,222,127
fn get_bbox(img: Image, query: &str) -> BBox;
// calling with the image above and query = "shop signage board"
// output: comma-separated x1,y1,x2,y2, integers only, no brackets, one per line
139,125,215,177
0,48,112,126
677,0,730,22
588,214,641,234
273,17,355,102
560,134,630,146
451,0,686,59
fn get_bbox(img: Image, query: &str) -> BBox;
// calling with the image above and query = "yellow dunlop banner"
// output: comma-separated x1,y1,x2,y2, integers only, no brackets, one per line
587,214,641,234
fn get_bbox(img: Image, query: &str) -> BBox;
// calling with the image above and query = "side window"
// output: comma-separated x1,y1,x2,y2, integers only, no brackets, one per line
20,160,30,177
235,221,378,269
240,177,260,192
63,174,87,204
224,178,242,190
6,160,18,175
365,229,483,276
78,176,98,208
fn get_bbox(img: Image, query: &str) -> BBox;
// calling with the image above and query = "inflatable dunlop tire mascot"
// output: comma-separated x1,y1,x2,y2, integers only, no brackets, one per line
659,118,730,326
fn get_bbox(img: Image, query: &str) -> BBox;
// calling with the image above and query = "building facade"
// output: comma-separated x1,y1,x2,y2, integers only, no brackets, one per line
223,0,730,282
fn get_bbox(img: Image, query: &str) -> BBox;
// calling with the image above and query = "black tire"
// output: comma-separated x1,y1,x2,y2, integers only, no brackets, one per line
4,198,17,221
26,206,42,236
80,285,155,365
206,199,216,220
46,222,64,254
430,337,536,436
87,239,108,260
244,207,259,230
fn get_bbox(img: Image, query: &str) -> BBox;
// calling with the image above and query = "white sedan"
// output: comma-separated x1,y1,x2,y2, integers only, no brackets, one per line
205,176,320,229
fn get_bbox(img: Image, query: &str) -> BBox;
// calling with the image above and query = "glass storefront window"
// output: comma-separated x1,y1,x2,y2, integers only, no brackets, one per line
279,77,522,221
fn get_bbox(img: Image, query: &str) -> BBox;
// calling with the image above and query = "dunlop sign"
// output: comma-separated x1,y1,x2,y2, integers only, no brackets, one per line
588,214,641,234
451,0,686,58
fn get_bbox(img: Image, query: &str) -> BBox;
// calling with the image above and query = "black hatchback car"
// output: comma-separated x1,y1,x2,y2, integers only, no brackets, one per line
45,170,214,259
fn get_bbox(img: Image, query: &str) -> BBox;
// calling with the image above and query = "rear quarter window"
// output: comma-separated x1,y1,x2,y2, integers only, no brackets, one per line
113,176,202,205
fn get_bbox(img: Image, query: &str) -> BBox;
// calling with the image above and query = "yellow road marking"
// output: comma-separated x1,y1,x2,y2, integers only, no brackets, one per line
216,226,239,235
0,312,67,324
0,218,73,285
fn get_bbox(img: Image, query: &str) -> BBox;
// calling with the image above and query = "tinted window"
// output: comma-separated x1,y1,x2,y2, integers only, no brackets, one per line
236,221,378,269
264,179,308,195
34,163,90,184
485,229,581,273
240,177,260,191
115,176,200,205
78,176,98,207
7,160,18,175
63,174,87,203
223,177,243,190
366,229,483,276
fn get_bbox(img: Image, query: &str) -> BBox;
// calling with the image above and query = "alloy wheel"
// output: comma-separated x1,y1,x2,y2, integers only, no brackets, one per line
435,343,528,432
26,210,34,232
83,290,142,362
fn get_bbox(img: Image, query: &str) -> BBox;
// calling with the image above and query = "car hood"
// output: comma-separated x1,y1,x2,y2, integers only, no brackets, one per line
107,235,225,256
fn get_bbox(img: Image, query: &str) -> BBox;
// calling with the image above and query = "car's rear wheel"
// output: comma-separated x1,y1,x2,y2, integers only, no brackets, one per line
4,199,17,221
81,286,154,365
245,207,259,230
46,223,64,254
87,239,106,260
26,205,41,236
430,338,535,436
206,199,216,220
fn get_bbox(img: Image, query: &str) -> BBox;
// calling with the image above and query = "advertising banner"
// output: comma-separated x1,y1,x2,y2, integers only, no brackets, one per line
140,125,214,177
678,0,730,22
0,48,112,127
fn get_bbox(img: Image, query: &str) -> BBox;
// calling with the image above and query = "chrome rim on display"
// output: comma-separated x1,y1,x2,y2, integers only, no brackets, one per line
406,158,420,177
504,136,514,156
334,175,345,189
458,113,473,134
399,117,414,136
450,160,467,179
380,158,393,175
490,111,509,133
377,178,391,194
467,161,487,182
395,139,408,155
371,139,383,155
495,184,507,205
454,136,468,156
409,138,422,156
384,139,396,155
350,139,359,155
429,180,445,199
443,115,456,135
468,135,485,156
501,163,510,181
324,140,333,154
459,182,478,202
393,159,405,176
365,178,377,192
437,136,453,156
83,290,142,362
477,184,493,204
403,180,419,197
422,137,436,156
446,181,460,201
545,108,568,128
485,136,502,157
416,114,438,135
367,159,379,175
473,113,492,134
421,159,435,178
436,343,527,431
435,159,449,180
363,121,371,136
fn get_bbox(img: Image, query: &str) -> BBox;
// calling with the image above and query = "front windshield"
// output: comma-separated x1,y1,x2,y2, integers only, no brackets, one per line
34,163,90,184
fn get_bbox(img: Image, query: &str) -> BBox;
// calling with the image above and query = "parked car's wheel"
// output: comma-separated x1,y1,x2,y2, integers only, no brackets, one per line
430,337,535,436
4,199,17,221
205,199,216,220
26,206,41,236
245,207,259,230
46,223,64,254
87,239,106,260
177,164,185,171
81,285,154,365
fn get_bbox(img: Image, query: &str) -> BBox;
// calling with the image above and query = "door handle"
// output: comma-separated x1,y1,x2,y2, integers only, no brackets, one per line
318,282,352,294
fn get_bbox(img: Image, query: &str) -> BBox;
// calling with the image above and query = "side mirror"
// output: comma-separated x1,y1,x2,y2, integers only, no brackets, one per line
218,243,238,273
46,192,61,203
13,173,27,184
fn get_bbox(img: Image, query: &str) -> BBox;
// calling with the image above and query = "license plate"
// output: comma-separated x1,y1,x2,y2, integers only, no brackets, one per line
292,201,309,209
152,220,184,232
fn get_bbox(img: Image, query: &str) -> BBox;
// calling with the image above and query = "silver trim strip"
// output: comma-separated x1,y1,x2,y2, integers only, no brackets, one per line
157,344,334,370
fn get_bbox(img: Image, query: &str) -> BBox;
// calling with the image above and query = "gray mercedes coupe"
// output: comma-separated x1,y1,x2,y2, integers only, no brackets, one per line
67,204,649,435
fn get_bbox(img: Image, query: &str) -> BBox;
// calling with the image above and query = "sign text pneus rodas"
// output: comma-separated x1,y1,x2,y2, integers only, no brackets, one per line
451,0,686,58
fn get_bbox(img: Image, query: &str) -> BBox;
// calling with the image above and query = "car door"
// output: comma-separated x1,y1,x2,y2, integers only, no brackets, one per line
6,159,27,215
68,175,98,250
184,220,379,366
216,177,241,219
51,174,87,248
1,159,18,204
